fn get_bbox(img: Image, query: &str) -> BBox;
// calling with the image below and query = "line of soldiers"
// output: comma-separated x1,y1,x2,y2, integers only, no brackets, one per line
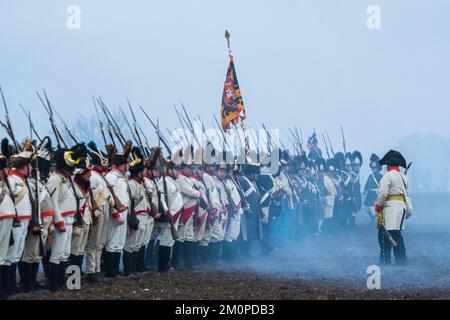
0,126,391,300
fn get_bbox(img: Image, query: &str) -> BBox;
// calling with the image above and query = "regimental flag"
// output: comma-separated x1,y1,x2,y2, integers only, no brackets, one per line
220,53,246,130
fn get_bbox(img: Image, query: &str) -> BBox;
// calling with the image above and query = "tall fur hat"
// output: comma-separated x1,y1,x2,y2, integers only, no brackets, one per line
105,140,132,166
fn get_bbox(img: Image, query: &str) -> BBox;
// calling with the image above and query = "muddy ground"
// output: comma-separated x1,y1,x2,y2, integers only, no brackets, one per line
10,219,450,300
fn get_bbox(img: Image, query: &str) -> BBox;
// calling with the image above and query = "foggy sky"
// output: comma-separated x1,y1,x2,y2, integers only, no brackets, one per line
0,0,449,161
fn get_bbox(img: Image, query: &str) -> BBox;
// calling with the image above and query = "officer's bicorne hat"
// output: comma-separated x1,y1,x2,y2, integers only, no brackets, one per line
33,136,54,175
54,143,88,171
334,152,345,170
379,150,407,168
352,151,363,167
316,157,326,172
10,138,36,169
369,153,381,170
0,138,10,170
344,152,353,166
87,141,109,168
105,140,132,166
129,147,145,177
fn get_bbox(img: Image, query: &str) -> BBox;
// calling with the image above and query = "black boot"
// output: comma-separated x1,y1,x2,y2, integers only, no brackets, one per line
9,263,19,294
0,266,8,300
1,265,11,295
131,252,139,275
42,250,51,278
57,262,67,290
378,229,392,265
193,243,202,266
171,241,182,269
122,251,132,277
21,262,33,293
18,261,25,288
68,254,77,268
145,241,156,268
31,262,44,290
114,252,122,277
137,246,148,272
47,262,60,292
222,241,234,261
103,251,114,278
392,231,408,265
183,241,194,269
77,255,85,275
199,245,209,265
158,245,171,273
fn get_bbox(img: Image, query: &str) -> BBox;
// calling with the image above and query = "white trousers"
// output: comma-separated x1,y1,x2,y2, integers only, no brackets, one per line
50,221,73,264
0,218,13,266
105,211,127,253
124,214,148,253
22,216,53,263
71,224,90,256
5,219,30,265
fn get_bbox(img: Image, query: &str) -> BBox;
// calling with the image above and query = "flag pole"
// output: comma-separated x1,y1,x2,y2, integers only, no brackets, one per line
225,30,249,158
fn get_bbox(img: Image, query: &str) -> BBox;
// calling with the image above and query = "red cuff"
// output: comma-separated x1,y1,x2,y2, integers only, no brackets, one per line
165,210,171,216
374,203,382,213
55,220,66,231
112,211,121,219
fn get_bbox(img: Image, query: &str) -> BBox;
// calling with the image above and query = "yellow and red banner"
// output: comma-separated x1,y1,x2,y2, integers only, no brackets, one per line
220,54,246,130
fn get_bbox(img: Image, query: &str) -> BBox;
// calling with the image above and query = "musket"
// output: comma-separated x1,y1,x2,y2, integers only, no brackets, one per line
173,104,190,146
36,91,66,149
180,103,202,148
126,96,146,154
296,126,304,154
98,98,126,147
166,128,183,149
322,133,331,159
43,90,70,147
19,104,42,142
96,97,117,148
156,118,178,240
92,96,107,146
326,130,335,157
52,105,79,145
119,106,141,148
140,106,172,156
213,113,230,151
0,86,20,152
340,124,347,154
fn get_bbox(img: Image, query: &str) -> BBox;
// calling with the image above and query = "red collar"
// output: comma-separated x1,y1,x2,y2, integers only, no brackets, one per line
387,166,400,172
92,167,105,174
8,169,26,180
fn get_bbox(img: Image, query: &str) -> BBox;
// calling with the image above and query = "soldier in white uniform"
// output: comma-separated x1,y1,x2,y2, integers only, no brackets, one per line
321,158,338,233
5,140,34,295
176,156,202,269
375,150,411,265
153,157,183,272
70,161,98,276
21,137,54,292
86,142,113,283
190,164,210,265
0,138,16,299
47,144,88,292
143,148,165,269
123,147,149,276
223,163,243,261
202,163,223,263
104,141,132,278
